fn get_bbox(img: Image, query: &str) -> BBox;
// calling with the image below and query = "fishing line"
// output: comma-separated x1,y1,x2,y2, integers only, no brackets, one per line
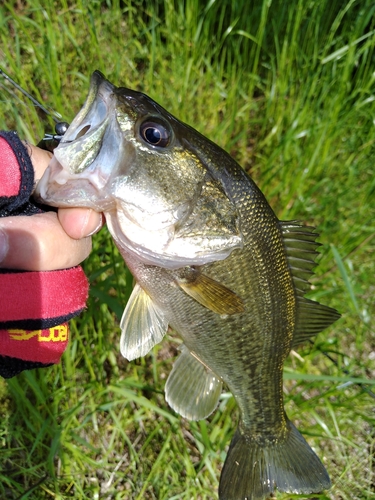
0,67,62,122
0,67,69,151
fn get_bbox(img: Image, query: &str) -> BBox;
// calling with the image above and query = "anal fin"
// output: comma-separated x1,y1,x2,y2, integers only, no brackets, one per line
120,283,168,361
165,344,222,420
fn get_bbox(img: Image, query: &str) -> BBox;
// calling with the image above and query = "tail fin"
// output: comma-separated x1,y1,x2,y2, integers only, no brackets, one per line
219,420,330,500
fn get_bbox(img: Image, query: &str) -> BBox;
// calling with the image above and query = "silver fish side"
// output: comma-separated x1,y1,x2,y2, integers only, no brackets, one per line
35,71,340,500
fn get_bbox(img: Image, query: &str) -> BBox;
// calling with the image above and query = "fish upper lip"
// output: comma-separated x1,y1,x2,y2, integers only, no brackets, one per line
55,72,117,173
52,131,103,175
60,117,108,148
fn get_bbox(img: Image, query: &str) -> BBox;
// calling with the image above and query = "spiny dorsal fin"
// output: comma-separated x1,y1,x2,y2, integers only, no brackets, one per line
165,344,222,420
177,272,245,315
280,221,320,295
280,221,340,346
120,283,168,360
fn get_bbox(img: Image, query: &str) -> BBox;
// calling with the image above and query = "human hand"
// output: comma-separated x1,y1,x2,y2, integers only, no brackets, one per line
0,143,103,271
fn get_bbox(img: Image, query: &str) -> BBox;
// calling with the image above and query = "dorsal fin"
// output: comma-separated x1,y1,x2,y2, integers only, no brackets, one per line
293,297,341,346
280,221,320,295
280,221,340,346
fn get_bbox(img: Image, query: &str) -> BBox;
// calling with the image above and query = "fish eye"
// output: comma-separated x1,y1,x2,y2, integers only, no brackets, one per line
139,119,171,148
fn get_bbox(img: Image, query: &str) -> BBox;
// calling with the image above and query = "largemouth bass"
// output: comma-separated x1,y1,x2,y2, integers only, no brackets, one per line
36,71,340,500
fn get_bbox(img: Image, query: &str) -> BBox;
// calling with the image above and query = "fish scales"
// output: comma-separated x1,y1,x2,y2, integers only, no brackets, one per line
132,187,294,424
121,152,293,428
36,71,340,500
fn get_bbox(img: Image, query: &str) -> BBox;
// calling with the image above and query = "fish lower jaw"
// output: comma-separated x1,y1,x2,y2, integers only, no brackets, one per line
37,179,116,211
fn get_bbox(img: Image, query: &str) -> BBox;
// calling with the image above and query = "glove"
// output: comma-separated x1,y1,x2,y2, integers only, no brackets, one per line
0,131,89,378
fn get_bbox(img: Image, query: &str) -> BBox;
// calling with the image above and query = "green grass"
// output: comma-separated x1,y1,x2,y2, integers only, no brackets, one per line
0,0,374,498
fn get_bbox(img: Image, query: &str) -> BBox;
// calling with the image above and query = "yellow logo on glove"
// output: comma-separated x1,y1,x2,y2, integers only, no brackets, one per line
8,325,68,342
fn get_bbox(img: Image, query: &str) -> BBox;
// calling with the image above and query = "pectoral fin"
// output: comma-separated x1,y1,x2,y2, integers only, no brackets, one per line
120,283,168,361
177,271,244,315
165,344,222,420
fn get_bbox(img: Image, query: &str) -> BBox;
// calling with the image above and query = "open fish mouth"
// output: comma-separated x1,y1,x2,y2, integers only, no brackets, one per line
35,156,115,211
55,71,114,174
35,71,123,211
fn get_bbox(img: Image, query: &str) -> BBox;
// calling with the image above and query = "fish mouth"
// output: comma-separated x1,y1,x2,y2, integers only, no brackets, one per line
35,71,125,208
53,71,115,174
35,156,116,211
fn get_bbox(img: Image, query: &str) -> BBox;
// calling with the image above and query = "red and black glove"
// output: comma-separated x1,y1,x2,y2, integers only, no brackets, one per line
0,131,89,378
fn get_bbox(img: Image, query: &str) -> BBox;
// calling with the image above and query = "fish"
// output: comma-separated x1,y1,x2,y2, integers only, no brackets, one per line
35,70,341,500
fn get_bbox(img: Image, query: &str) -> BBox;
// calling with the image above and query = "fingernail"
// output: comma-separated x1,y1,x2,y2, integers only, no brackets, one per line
79,209,103,238
86,217,103,237
0,227,9,264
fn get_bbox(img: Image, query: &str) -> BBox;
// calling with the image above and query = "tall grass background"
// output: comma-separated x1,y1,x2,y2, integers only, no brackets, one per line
0,0,374,498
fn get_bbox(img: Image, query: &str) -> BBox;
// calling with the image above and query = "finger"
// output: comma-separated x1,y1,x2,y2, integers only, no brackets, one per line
0,212,92,271
58,208,104,239
24,143,53,183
